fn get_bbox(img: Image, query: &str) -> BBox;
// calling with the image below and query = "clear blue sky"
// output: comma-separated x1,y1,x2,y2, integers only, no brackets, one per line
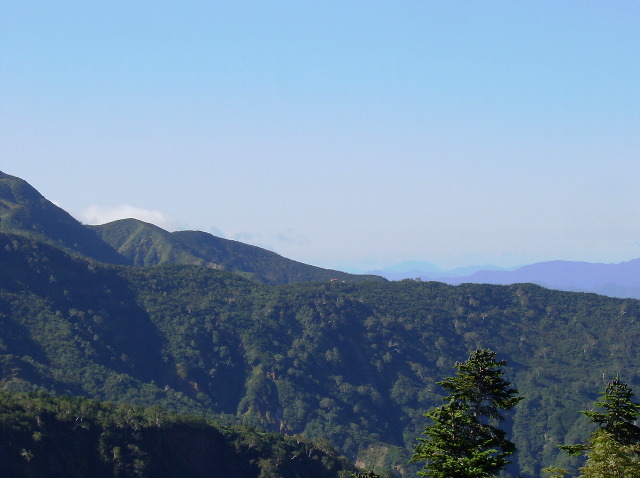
2,1,639,270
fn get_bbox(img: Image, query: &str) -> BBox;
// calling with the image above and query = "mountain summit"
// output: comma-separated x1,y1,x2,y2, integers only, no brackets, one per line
0,171,128,264
89,218,383,285
0,171,383,285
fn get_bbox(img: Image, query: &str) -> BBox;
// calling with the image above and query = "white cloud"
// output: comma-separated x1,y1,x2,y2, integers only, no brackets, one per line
78,204,180,231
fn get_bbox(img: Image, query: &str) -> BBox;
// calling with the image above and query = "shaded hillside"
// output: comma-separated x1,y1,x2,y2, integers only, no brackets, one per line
0,171,127,265
3,231,640,476
90,218,384,285
0,390,355,478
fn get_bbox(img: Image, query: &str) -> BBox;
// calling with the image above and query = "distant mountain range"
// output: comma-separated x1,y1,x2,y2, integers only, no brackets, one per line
370,258,640,299
0,170,383,286
368,261,511,281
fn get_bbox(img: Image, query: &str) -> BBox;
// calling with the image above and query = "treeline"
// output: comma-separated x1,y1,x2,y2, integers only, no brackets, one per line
0,390,355,478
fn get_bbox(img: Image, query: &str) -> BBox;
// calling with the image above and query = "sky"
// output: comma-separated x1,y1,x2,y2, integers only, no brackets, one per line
2,1,639,271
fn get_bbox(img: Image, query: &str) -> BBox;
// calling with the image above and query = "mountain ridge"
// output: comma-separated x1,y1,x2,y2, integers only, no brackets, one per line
89,218,384,285
0,171,384,285
5,168,636,295
0,170,129,265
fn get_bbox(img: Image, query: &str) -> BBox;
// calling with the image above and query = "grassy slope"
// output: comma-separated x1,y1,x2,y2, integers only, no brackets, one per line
90,218,385,285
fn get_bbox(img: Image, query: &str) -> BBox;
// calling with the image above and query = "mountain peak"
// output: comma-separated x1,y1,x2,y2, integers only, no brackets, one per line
90,219,385,285
0,171,129,264
2,171,385,285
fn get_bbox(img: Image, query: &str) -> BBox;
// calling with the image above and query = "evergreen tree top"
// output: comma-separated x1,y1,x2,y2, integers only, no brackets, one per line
412,348,522,478
582,375,640,446
438,348,522,422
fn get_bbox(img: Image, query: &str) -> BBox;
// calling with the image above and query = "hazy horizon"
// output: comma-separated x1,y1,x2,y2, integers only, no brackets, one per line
3,2,639,271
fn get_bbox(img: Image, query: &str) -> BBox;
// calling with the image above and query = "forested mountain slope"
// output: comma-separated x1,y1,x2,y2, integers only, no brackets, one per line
0,390,355,478
0,171,128,265
0,170,382,286
2,230,639,476
89,218,382,285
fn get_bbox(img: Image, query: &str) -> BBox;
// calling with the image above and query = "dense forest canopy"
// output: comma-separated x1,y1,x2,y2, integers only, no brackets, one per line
0,390,355,477
2,230,640,476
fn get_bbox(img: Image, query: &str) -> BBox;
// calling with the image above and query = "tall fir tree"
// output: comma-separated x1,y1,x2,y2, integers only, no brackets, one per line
583,377,640,446
411,348,522,478
579,429,640,478
559,376,640,477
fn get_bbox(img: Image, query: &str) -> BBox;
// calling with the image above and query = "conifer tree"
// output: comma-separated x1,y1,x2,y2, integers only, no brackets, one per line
584,377,640,446
579,429,640,477
559,376,640,477
411,348,522,477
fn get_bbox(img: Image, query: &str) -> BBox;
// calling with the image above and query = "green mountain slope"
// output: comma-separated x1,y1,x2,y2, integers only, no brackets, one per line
0,390,355,478
0,171,128,265
88,219,193,266
2,230,640,476
0,170,383,285
90,218,383,285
